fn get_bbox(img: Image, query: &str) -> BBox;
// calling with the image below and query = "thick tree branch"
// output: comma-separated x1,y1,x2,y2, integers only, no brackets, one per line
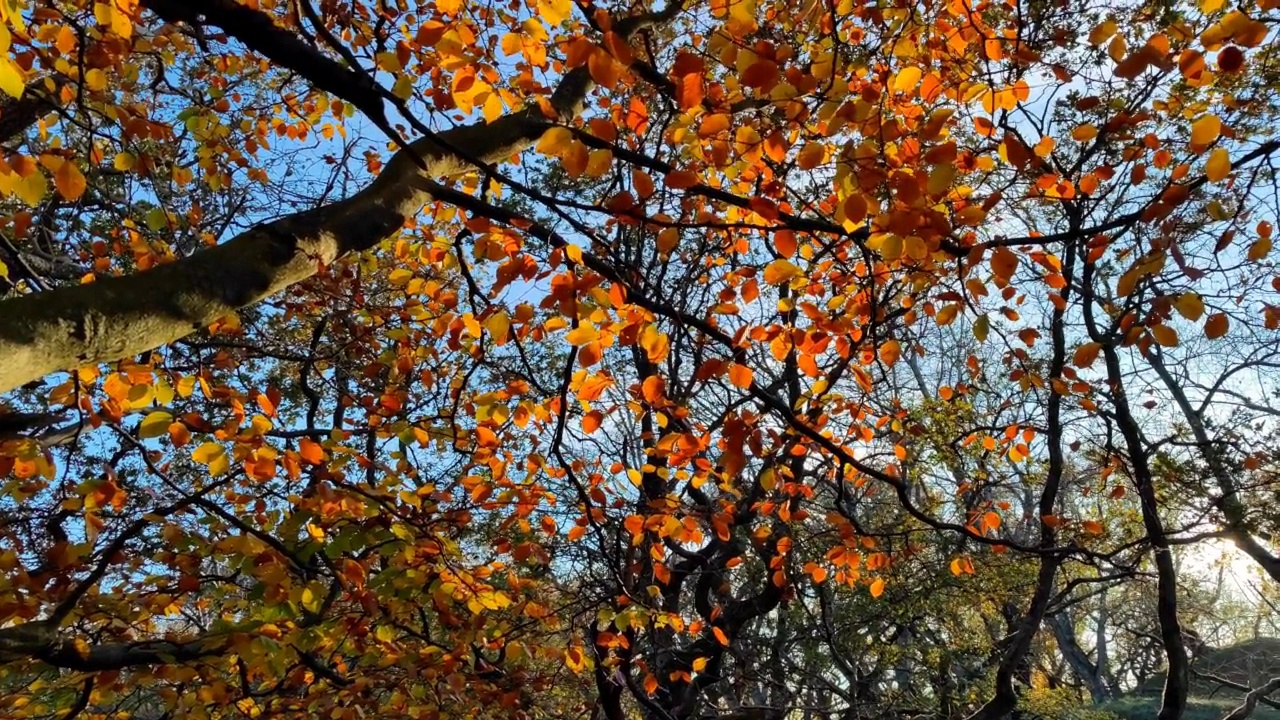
0,79,60,143
0,622,229,671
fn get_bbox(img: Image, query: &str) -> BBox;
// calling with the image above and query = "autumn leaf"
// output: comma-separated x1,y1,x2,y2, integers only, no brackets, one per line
869,578,886,598
138,410,173,439
990,246,1018,282
298,438,325,465
711,622,732,645
1151,324,1179,348
54,160,85,200
1205,148,1232,182
1073,342,1102,368
1190,114,1222,149
1205,313,1230,339
565,325,600,346
763,259,801,284
1174,293,1204,321
879,339,902,366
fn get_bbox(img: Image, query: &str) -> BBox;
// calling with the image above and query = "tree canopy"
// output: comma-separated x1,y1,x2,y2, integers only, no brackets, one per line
1,0,1280,719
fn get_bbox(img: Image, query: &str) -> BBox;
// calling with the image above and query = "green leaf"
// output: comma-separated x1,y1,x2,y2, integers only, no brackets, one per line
138,410,173,439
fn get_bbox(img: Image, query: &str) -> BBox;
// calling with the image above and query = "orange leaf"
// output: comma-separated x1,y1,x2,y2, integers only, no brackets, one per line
588,48,620,89
1151,324,1179,347
665,170,699,189
773,231,797,258
298,438,325,465
624,514,645,538
879,339,901,366
1205,312,1229,339
983,511,1001,531
763,259,801,284
641,375,666,403
990,246,1018,281
1073,342,1102,368
55,161,86,201
712,626,729,646
728,363,753,389
869,578,885,598
1071,124,1098,142
582,410,604,434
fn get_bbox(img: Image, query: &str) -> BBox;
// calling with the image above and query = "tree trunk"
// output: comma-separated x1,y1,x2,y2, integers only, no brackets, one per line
1048,611,1111,704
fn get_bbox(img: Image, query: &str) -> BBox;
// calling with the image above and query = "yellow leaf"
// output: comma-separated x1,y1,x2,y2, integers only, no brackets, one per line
565,325,599,346
537,0,573,25
387,268,412,286
138,410,173,439
0,56,23,98
193,442,228,476
763,259,801,284
1190,114,1221,149
1173,293,1204,321
759,467,777,491
1248,237,1271,261
485,310,511,342
927,164,956,197
891,66,921,94
1205,147,1231,182
84,68,107,92
973,314,990,342
1151,324,1179,347
14,169,45,207
935,303,961,326
639,325,669,363
500,32,522,56
585,148,612,178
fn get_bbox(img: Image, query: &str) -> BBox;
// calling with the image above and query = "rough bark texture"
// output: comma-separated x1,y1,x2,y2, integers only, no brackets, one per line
0,1,675,394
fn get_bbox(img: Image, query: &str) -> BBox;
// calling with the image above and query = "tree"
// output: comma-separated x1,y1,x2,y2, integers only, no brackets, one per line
2,0,1280,719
